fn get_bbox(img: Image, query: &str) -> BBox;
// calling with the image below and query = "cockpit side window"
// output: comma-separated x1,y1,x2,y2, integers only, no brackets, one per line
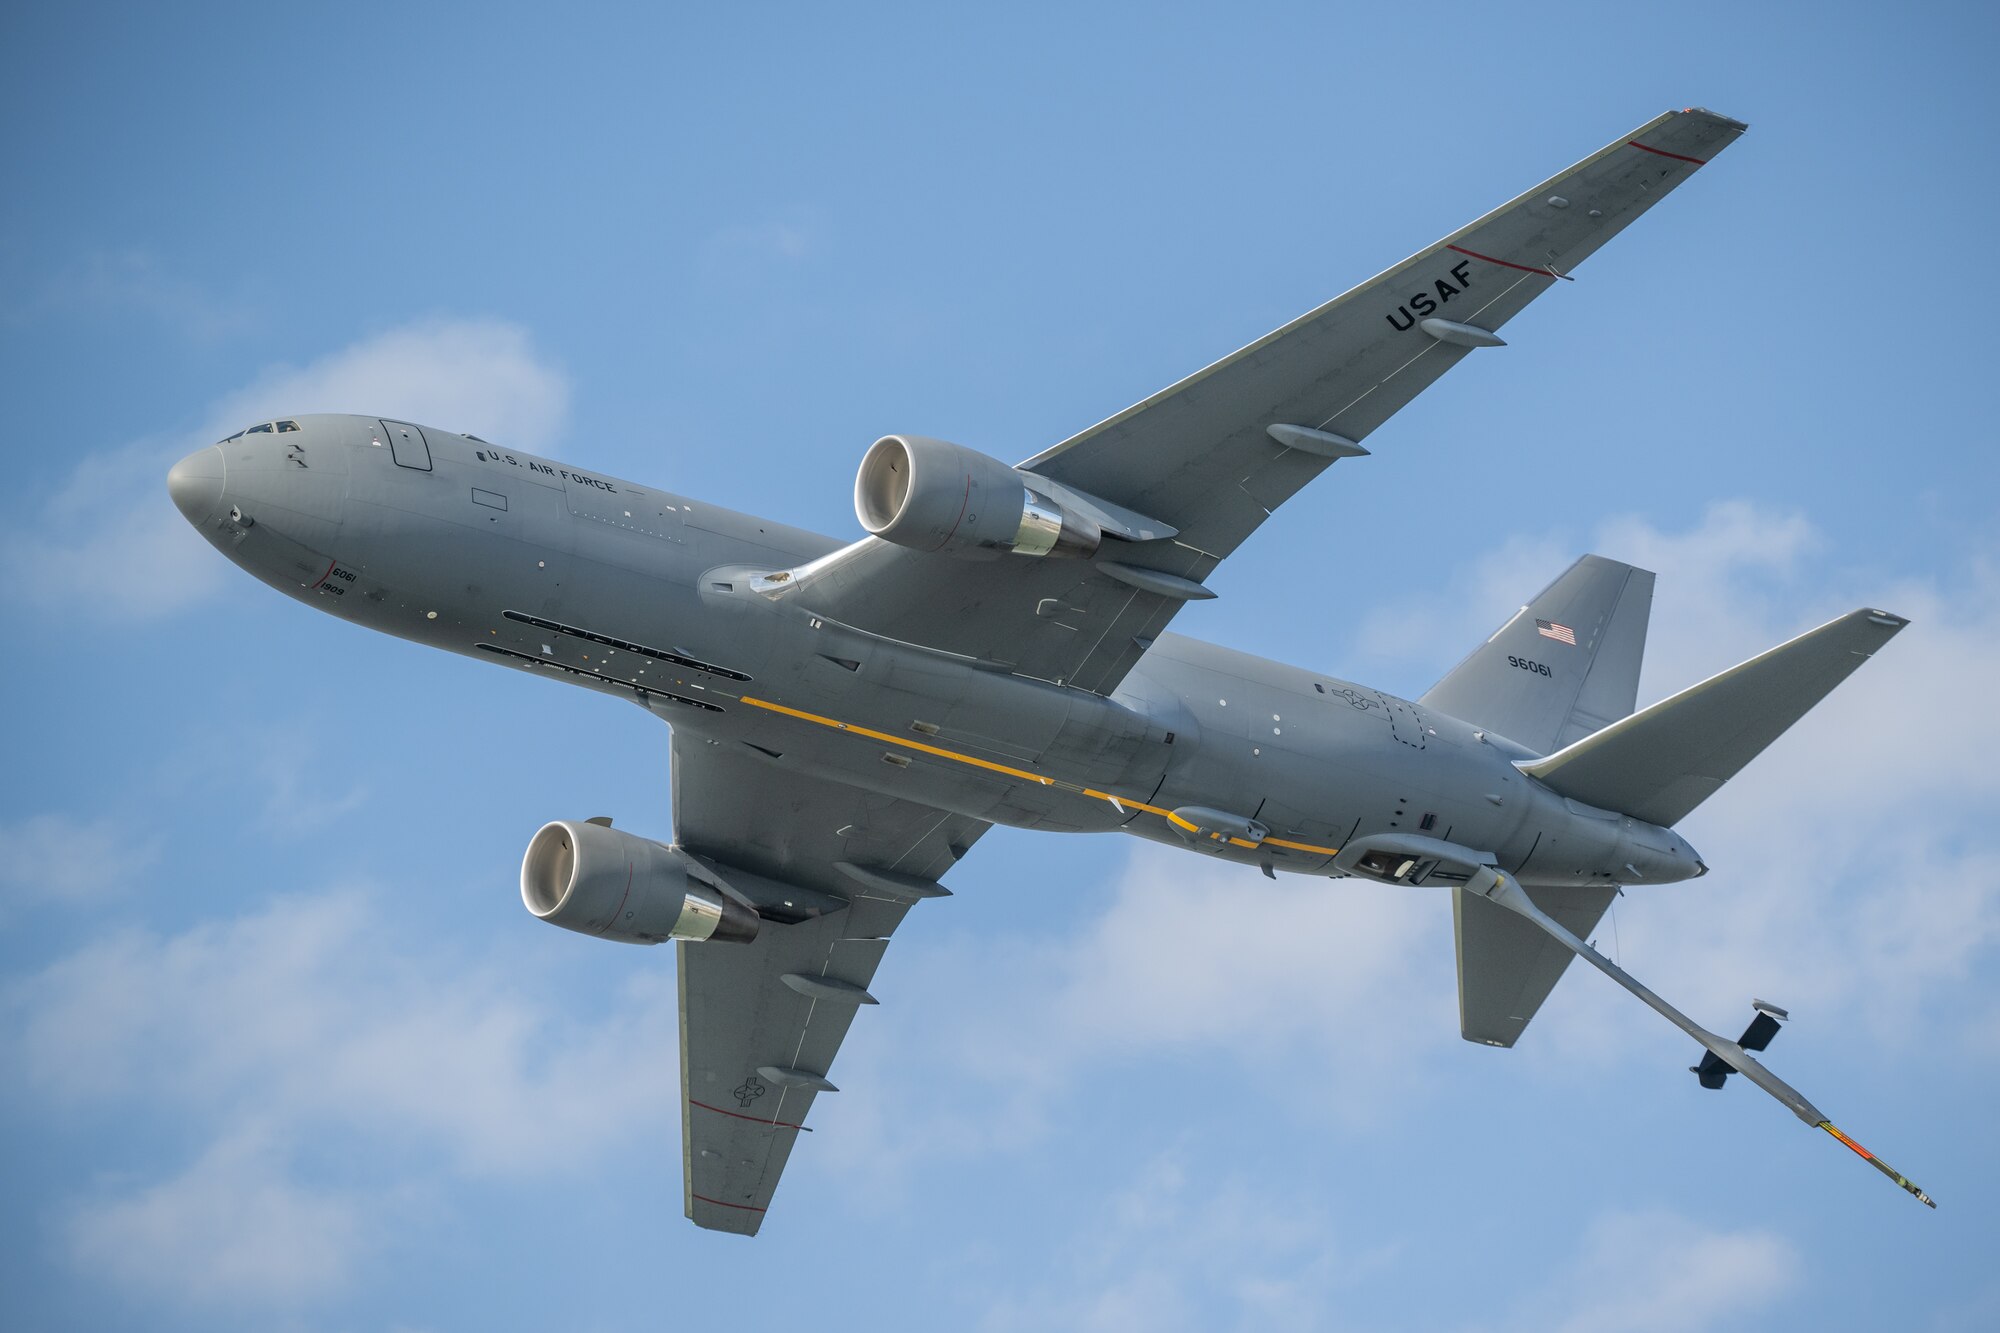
218,420,298,445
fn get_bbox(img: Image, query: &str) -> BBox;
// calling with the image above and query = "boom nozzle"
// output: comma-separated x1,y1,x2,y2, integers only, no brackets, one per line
1819,1121,1937,1209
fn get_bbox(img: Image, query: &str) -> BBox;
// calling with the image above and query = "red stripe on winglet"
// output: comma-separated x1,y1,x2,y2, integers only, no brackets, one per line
1627,140,1707,165
1447,245,1557,279
692,1193,767,1213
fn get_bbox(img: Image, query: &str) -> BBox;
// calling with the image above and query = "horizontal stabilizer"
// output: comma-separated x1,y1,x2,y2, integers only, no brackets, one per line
1520,608,1908,827
1455,882,1618,1047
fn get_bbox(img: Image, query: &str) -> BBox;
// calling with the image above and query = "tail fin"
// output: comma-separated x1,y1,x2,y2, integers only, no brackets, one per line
1521,608,1909,827
1421,555,1655,754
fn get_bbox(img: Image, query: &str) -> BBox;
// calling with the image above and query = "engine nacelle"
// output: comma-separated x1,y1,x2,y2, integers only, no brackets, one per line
854,434,1102,559
520,820,760,946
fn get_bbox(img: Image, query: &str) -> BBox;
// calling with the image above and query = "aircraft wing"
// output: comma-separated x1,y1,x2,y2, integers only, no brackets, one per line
769,108,1744,695
669,737,986,1235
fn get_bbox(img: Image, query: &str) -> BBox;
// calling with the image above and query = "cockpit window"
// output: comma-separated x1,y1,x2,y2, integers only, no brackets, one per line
218,420,301,444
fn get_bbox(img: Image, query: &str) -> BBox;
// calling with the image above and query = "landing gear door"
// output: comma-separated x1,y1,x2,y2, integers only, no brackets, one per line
382,420,432,471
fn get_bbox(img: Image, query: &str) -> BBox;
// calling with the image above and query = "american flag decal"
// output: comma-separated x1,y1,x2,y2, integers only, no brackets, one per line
1536,619,1577,645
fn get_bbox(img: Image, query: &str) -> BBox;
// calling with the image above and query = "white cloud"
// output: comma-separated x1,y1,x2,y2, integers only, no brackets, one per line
5,318,567,621
8,432,240,620
9,248,258,341
66,1126,367,1311
1350,528,1572,679
1474,1209,1799,1333
207,318,567,449
0,812,157,903
1351,501,1821,691
240,721,370,837
974,1145,1387,1333
979,1186,1797,1333
697,215,820,281
7,884,679,1312
826,845,1451,1202
10,888,674,1174
1043,846,1445,1086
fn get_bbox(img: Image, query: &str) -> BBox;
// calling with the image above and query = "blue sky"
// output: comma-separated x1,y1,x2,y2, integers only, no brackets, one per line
4,2,1998,1328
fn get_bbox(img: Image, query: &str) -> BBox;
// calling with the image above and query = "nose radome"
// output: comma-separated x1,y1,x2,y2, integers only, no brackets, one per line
167,446,224,525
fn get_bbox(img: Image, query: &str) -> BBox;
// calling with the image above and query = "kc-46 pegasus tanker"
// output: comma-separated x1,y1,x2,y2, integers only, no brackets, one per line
169,108,1935,1231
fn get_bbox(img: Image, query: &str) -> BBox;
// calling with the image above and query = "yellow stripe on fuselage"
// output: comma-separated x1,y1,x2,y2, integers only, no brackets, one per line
737,695,1341,859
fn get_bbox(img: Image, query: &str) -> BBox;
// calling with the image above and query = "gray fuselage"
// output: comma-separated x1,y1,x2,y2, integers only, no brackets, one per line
167,414,1702,891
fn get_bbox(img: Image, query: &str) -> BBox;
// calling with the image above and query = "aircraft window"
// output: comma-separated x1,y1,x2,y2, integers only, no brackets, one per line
221,430,245,442
277,419,301,432
246,422,274,434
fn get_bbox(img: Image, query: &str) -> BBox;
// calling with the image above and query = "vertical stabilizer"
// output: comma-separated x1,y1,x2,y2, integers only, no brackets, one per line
1420,555,1654,754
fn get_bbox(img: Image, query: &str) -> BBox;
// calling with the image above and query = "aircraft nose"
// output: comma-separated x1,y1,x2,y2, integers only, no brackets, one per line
167,446,224,525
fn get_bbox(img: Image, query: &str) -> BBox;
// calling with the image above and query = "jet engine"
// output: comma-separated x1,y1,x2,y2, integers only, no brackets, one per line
520,819,760,946
853,434,1102,559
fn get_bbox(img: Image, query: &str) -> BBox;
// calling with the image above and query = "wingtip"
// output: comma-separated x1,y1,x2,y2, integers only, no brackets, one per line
1681,107,1750,132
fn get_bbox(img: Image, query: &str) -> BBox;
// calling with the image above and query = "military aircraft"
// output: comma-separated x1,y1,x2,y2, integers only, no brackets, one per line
167,107,1934,1231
